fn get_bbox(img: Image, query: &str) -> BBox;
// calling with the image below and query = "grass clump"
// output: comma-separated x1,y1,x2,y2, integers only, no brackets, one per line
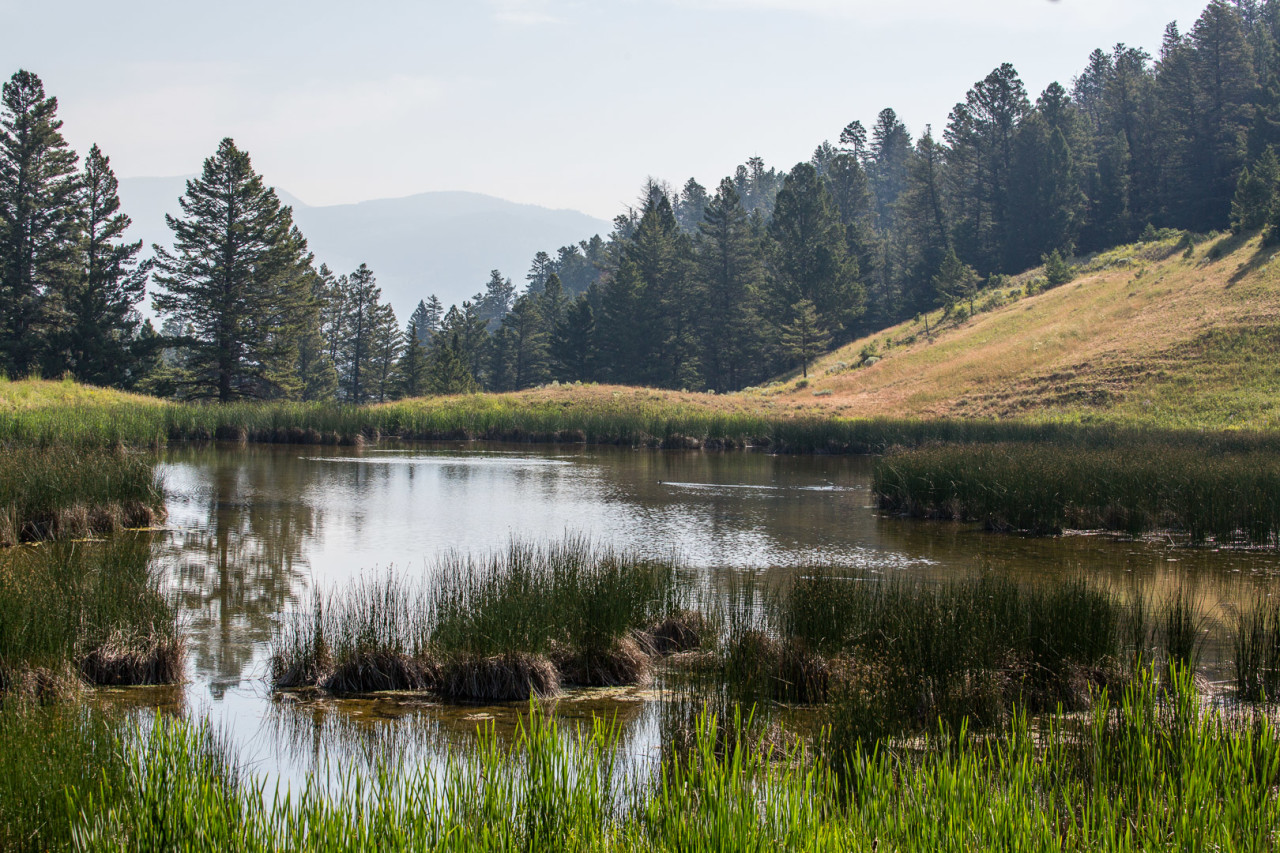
1233,593,1280,702
271,539,677,701
0,445,165,545
875,441,1280,545
0,537,183,695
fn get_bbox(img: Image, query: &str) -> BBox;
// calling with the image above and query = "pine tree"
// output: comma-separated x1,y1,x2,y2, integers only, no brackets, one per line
623,190,698,388
396,318,429,398
409,297,442,345
696,178,766,392
932,249,981,316
499,292,550,390
945,63,1031,272
895,129,952,315
525,252,554,295
1232,147,1280,232
597,258,644,385
426,331,477,395
0,70,80,377
368,301,401,403
1042,249,1076,287
551,293,596,382
59,144,152,387
768,162,863,338
334,263,381,404
778,299,830,379
152,138,315,402
1189,1,1257,228
295,265,337,401
674,178,709,233
477,270,514,329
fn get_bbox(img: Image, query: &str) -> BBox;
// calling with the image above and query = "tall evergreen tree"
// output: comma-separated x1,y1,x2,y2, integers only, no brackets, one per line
334,263,381,404
476,269,515,329
695,178,765,392
367,300,401,403
778,299,830,379
896,129,953,315
152,138,315,402
1189,0,1258,228
551,293,596,382
767,162,863,338
396,317,429,398
945,63,1031,272
0,70,80,377
60,144,152,387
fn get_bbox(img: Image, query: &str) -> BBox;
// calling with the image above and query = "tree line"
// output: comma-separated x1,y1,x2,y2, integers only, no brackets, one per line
4,0,1279,400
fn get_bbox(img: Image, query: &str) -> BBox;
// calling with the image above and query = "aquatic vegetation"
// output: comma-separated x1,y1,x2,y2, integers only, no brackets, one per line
0,444,164,545
1233,593,1280,703
875,441,1280,545
271,540,678,700
0,537,182,694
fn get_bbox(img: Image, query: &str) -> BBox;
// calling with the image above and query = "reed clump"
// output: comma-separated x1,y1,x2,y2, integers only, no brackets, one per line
0,445,165,546
1233,594,1280,702
875,441,1280,545
0,537,183,694
270,540,677,701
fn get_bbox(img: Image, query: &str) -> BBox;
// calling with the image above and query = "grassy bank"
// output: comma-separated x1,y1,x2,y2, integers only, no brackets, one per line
13,376,1280,456
0,536,183,696
34,667,1280,851
271,540,684,701
0,444,164,545
874,441,1280,545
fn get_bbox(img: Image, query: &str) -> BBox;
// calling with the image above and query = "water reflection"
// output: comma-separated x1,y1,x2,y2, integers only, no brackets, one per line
139,442,1280,787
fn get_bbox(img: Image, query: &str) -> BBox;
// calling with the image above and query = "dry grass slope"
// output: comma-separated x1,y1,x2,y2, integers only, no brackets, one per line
748,232,1280,429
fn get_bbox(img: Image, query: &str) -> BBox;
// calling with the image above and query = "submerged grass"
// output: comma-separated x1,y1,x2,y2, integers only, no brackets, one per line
0,445,164,545
46,665,1280,851
271,540,677,700
0,536,183,694
875,441,1280,545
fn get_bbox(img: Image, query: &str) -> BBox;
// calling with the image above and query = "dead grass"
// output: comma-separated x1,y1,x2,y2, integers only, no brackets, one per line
437,653,561,702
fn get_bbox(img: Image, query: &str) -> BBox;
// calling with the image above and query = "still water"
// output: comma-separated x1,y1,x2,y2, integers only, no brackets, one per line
123,442,1280,787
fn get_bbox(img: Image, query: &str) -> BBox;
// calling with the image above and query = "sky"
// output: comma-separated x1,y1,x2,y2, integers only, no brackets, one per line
2,0,1214,219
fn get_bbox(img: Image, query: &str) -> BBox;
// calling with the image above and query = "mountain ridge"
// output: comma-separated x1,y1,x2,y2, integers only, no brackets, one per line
118,177,611,318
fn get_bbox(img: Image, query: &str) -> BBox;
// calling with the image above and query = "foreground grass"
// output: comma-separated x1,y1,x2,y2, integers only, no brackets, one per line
15,666,1272,851
875,441,1280,545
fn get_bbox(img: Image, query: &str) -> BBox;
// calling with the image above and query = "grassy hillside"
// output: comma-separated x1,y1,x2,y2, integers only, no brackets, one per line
746,232,1280,430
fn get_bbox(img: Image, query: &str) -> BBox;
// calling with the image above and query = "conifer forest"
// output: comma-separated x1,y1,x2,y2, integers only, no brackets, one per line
4,0,1279,399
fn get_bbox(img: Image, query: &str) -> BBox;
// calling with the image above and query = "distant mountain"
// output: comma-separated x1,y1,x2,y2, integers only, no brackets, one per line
118,177,611,318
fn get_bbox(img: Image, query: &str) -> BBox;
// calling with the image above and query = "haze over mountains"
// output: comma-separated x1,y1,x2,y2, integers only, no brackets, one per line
117,176,611,318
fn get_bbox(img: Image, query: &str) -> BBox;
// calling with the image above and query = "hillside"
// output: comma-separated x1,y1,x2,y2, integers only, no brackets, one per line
117,178,610,317
727,232,1280,431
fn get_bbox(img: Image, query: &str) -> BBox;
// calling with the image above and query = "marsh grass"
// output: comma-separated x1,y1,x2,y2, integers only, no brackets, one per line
875,441,1280,545
0,445,164,545
1233,594,1280,702
0,537,182,693
271,540,677,700
51,665,1280,851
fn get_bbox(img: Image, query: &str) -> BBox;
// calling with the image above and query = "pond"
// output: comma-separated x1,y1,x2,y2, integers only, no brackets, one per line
119,442,1280,789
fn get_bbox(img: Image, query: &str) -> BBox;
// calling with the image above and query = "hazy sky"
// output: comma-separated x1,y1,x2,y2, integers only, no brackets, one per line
3,0,1212,218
